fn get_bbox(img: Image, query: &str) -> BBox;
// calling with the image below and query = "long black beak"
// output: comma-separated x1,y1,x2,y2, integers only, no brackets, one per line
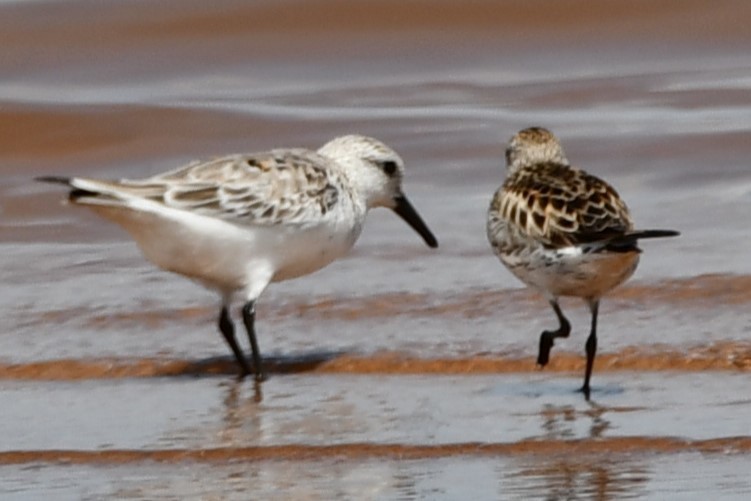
392,195,438,248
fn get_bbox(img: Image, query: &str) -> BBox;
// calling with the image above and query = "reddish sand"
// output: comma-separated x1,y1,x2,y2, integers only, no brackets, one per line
3,436,751,466
0,340,749,381
3,0,751,497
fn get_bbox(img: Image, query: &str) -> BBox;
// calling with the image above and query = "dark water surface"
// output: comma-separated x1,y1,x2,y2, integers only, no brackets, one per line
1,0,751,499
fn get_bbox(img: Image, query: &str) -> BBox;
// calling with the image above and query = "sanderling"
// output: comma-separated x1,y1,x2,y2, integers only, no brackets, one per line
37,134,438,380
486,127,678,399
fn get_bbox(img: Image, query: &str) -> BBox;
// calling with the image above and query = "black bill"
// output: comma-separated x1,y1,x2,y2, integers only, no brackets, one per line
392,195,438,248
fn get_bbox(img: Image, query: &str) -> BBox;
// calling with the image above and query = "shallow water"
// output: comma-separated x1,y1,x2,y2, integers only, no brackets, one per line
2,0,751,499
3,453,751,500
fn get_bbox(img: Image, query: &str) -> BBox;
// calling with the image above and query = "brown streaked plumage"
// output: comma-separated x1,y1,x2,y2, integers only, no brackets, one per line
495,161,633,249
487,127,679,399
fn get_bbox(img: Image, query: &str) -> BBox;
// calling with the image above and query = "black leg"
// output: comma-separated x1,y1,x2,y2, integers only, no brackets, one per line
537,299,571,367
242,301,266,382
581,300,599,400
218,307,252,377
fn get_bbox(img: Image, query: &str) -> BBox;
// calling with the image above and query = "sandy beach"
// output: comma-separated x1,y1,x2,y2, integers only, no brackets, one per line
2,0,751,498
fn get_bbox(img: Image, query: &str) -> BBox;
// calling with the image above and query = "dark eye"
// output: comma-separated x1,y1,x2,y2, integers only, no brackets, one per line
382,160,398,176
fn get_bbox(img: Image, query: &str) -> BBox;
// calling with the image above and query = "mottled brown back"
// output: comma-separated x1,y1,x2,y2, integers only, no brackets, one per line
497,162,634,248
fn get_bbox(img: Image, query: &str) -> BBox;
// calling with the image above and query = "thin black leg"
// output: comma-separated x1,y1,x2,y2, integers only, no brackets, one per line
537,299,571,367
218,307,252,377
581,300,599,400
242,301,266,382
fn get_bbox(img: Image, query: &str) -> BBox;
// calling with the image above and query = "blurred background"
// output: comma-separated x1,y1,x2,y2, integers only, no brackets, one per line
1,0,751,499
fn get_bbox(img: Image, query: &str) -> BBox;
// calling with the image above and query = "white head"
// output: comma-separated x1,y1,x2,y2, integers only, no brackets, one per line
505,127,568,174
318,134,437,248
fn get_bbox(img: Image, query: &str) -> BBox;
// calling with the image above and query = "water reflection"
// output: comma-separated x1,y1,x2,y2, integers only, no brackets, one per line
504,403,647,499
503,456,650,501
539,402,612,440
218,379,264,446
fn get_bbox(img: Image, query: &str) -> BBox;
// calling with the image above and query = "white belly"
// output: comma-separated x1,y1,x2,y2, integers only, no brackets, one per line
501,246,640,300
88,203,362,294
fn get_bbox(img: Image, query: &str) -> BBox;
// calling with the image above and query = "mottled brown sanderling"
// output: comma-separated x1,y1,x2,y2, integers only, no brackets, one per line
38,135,438,380
487,127,678,399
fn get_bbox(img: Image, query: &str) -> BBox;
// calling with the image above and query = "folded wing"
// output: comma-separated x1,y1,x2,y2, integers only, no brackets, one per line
38,149,342,228
498,162,635,248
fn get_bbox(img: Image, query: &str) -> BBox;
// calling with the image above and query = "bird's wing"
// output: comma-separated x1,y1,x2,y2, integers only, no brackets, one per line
497,162,634,248
67,149,343,228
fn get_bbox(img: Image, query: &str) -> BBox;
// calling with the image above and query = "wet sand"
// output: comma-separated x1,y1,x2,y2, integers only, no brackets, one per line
2,374,751,498
3,452,750,500
2,0,751,499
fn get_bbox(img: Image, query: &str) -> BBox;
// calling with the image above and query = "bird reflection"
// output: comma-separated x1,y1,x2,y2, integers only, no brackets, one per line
503,403,647,500
540,402,611,440
219,379,264,446
503,456,649,501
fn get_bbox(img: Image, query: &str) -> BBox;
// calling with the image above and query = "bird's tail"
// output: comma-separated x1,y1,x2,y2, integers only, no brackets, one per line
622,229,681,240
36,176,73,188
605,229,680,252
35,176,140,207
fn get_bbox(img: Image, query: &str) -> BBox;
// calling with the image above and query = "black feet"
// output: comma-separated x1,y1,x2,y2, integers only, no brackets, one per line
218,307,254,377
537,330,556,366
581,300,600,401
218,304,266,381
579,383,591,401
533,298,601,400
242,301,266,382
536,300,571,368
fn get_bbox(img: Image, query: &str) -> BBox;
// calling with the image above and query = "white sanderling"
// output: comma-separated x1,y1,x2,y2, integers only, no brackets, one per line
38,134,438,380
486,127,678,399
